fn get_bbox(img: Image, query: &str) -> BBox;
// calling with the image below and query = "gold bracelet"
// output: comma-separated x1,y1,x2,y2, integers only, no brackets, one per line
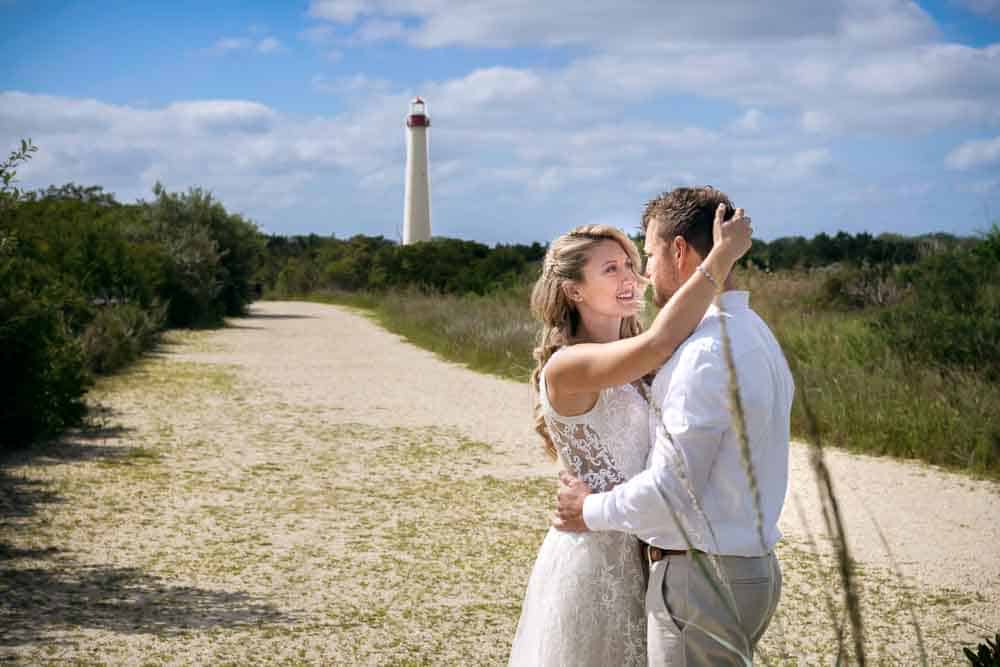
697,264,720,291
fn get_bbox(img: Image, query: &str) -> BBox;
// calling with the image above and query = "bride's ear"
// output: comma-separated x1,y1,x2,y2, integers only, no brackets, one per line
562,282,584,304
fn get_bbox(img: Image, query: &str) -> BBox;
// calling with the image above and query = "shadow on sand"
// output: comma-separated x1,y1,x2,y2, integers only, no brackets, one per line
0,409,138,523
0,555,288,647
0,411,289,650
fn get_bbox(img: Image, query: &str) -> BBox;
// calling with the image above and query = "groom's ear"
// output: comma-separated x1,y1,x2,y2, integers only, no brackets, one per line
674,236,700,273
672,235,688,263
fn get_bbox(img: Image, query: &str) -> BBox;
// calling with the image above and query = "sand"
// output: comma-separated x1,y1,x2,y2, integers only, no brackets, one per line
2,300,997,665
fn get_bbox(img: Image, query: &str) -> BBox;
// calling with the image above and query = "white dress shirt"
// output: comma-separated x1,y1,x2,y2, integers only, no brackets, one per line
582,291,794,557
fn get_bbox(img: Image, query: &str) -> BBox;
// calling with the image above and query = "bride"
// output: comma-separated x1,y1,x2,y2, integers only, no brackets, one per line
508,208,751,665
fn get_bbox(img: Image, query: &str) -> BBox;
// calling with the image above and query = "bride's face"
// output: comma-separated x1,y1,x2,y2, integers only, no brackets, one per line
567,240,642,319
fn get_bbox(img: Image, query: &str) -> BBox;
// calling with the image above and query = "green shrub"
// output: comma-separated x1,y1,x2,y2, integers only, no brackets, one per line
259,234,545,297
0,140,90,448
80,301,167,374
0,254,91,448
1,140,263,448
876,227,1000,381
143,183,263,326
818,263,906,310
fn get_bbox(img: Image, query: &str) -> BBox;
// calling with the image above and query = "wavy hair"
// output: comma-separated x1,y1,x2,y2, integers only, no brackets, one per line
530,224,644,460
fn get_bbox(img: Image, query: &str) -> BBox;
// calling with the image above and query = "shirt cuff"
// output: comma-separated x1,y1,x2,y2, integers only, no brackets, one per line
582,492,614,532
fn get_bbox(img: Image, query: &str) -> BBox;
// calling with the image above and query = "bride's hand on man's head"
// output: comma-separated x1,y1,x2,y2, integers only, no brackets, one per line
713,203,753,263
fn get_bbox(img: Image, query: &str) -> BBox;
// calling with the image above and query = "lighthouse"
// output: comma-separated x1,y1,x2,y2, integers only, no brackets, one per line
403,97,431,245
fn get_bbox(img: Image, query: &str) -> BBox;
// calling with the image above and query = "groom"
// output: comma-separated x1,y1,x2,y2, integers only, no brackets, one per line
554,186,794,665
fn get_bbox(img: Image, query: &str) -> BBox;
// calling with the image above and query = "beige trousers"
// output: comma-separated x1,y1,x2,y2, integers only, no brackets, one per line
646,552,781,666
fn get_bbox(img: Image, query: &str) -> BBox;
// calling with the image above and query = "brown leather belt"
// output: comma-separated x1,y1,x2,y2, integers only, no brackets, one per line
643,543,687,563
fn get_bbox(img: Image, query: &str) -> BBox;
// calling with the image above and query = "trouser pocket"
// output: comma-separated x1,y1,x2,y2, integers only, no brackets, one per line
647,557,685,634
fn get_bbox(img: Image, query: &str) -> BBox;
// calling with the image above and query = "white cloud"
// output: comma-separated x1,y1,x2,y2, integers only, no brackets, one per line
731,148,832,184
311,73,392,96
946,136,1000,170
257,37,281,53
210,35,283,55
308,0,374,23
356,19,406,42
732,109,765,134
435,67,544,111
801,111,835,133
212,37,251,53
6,0,999,241
0,92,403,221
308,0,844,48
299,24,336,43
298,0,997,138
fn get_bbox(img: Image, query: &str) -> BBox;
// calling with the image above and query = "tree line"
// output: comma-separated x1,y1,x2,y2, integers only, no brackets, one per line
2,139,996,449
257,227,974,299
259,233,546,297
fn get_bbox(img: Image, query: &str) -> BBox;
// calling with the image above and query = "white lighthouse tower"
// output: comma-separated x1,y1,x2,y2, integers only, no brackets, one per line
403,97,431,245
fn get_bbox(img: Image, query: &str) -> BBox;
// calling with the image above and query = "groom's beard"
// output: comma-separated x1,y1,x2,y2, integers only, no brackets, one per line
652,286,669,308
651,265,680,308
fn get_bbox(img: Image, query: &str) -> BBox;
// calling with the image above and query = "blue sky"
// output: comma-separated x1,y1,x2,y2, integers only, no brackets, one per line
2,0,999,244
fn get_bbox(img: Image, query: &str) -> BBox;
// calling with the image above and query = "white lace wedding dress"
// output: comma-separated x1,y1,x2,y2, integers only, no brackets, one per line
508,355,651,666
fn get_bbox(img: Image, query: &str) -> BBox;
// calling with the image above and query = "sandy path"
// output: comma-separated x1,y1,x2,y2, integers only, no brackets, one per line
2,299,998,665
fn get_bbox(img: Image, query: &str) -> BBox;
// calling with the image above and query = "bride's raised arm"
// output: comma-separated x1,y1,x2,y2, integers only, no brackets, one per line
546,204,752,397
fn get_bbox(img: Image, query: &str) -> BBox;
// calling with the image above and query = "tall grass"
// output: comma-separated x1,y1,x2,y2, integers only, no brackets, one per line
289,268,1000,480
745,268,1000,478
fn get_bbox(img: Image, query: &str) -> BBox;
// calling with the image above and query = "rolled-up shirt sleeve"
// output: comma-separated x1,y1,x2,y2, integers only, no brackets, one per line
582,343,730,543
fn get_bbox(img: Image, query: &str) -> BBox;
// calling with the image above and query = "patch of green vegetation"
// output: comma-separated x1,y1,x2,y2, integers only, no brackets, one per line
92,358,239,397
309,288,536,382
304,266,1000,480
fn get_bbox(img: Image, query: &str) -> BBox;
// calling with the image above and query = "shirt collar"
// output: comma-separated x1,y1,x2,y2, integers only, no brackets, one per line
706,290,750,318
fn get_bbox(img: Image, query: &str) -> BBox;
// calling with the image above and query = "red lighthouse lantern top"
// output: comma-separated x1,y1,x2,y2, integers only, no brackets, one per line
407,96,430,128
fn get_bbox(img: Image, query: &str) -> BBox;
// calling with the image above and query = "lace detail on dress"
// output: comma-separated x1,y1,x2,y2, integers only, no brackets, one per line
508,530,647,667
509,356,651,666
548,421,627,493
538,360,649,492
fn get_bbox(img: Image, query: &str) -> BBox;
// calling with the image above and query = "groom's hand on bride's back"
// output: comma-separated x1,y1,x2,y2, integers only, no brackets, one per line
553,470,591,533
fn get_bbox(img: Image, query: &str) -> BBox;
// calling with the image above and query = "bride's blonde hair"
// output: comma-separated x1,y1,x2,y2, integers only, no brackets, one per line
530,224,645,460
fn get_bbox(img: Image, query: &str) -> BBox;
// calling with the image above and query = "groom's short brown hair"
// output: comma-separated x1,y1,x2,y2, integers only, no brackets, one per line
641,186,735,259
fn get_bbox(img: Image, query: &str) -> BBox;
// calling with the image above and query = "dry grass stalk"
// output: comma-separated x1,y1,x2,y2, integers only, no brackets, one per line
716,301,768,553
791,353,868,666
856,497,928,665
